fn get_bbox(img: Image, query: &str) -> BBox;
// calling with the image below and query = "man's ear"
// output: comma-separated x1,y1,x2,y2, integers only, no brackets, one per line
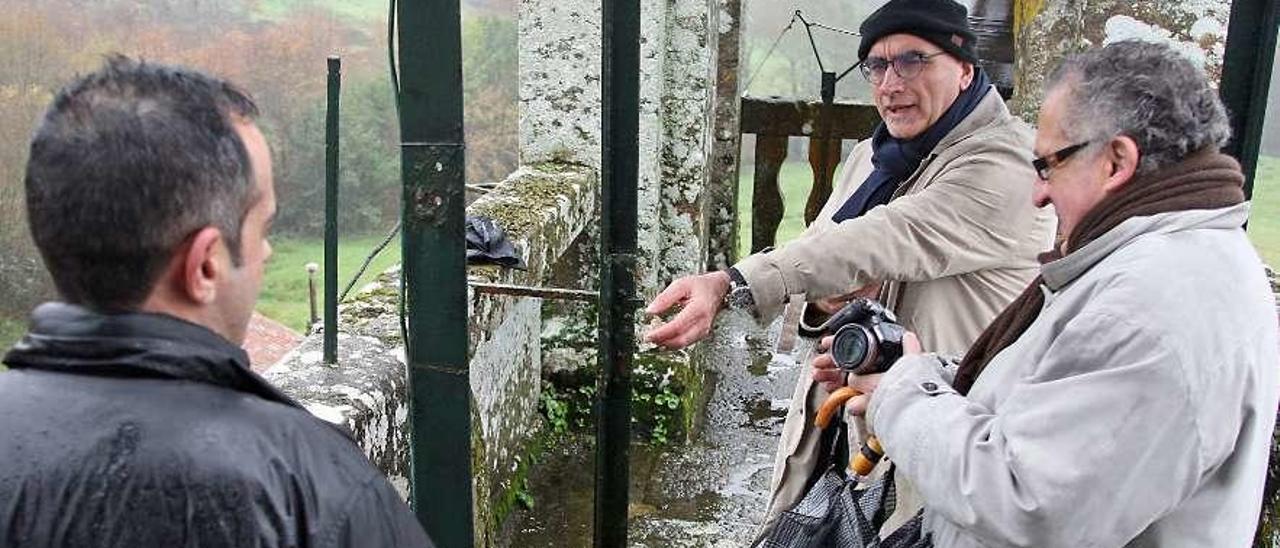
180,226,225,305
959,62,975,90
1102,135,1140,193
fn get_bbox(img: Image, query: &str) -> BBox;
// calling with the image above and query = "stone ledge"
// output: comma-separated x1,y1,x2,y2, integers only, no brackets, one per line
264,161,599,543
264,332,411,497
466,162,599,338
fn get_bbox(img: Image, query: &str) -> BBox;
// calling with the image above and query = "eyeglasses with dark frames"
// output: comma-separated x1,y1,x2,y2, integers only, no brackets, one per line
1032,141,1090,180
859,51,947,85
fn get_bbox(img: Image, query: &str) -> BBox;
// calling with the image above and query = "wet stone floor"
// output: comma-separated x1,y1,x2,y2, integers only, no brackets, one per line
508,313,813,547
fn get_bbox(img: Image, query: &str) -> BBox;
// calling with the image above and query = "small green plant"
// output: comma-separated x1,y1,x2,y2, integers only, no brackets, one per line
514,475,535,510
540,388,571,435
654,391,680,411
650,421,670,445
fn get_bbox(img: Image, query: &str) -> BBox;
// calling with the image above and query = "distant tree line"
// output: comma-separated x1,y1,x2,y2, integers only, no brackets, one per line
0,0,517,315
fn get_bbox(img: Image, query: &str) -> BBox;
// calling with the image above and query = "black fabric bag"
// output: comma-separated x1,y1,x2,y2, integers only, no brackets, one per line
465,215,527,269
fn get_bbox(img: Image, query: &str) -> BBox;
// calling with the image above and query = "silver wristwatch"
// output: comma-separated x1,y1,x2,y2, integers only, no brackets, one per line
723,267,756,311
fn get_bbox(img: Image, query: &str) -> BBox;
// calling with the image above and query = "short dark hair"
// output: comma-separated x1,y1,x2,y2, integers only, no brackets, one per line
25,56,260,311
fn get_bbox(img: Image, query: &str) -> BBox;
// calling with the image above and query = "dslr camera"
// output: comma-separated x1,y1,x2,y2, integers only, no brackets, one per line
799,298,906,374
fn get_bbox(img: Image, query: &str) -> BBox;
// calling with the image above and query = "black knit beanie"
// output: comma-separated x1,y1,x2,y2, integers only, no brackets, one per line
858,0,978,64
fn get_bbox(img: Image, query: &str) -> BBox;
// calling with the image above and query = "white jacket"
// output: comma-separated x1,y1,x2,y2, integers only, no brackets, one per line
869,204,1279,547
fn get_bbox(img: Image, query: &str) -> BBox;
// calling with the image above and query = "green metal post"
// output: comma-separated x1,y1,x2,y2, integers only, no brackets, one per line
1219,0,1280,201
324,56,340,364
595,0,640,545
396,0,473,545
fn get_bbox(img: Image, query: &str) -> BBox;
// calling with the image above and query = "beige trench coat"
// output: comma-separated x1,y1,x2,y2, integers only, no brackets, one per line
735,86,1055,541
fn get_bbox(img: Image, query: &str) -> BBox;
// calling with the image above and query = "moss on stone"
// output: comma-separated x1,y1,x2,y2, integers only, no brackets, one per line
470,165,590,241
488,431,547,534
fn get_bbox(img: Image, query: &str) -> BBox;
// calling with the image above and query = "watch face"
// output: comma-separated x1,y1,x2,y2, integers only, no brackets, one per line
728,286,753,309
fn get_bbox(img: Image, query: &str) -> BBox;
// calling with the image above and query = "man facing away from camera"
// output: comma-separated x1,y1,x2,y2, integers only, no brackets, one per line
644,0,1054,535
834,40,1279,546
0,57,433,547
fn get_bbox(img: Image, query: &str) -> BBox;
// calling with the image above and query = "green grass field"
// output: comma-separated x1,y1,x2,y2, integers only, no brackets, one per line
737,156,1280,270
735,161,824,258
254,0,388,22
1248,156,1280,269
0,233,402,351
0,314,24,359
257,232,403,333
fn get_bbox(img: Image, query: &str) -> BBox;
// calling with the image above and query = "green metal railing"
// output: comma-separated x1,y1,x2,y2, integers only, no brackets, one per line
387,0,641,545
324,56,340,365
1219,0,1280,202
595,0,641,545
396,0,474,546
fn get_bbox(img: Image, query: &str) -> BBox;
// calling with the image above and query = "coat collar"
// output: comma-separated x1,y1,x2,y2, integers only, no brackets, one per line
1041,203,1252,291
891,85,1011,198
3,302,303,410
932,85,1009,154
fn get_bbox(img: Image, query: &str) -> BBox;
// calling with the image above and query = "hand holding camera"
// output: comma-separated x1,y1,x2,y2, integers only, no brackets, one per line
804,298,920,415
802,298,907,374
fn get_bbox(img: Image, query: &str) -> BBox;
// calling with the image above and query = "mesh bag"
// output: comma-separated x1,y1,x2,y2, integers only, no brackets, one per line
758,419,930,548
761,468,928,548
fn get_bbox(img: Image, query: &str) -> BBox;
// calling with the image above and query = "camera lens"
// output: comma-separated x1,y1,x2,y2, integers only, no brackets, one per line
831,324,871,370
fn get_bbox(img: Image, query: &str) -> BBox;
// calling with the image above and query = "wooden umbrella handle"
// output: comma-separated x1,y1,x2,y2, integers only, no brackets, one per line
814,386,885,476
814,386,861,429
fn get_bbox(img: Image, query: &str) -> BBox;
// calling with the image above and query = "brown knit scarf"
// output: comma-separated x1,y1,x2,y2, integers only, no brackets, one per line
951,149,1246,395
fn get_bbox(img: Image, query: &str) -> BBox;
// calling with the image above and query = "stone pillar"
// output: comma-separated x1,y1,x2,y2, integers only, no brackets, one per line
518,0,602,168
633,0,722,294
658,0,717,286
704,0,744,271
1011,0,1232,122
517,0,720,295
635,0,668,295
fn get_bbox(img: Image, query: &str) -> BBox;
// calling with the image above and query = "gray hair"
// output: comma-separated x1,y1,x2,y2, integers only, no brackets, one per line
1044,40,1231,175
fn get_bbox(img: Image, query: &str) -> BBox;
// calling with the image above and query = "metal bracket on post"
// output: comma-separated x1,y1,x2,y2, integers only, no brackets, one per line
402,142,466,228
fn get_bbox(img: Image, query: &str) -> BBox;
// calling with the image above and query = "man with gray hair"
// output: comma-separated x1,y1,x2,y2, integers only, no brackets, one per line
828,40,1279,546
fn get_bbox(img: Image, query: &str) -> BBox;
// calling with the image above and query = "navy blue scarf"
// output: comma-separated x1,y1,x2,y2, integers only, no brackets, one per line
832,68,991,222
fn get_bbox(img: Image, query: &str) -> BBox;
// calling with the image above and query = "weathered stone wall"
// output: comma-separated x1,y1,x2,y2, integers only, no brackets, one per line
267,163,598,546
655,0,719,287
1011,0,1232,122
518,0,601,169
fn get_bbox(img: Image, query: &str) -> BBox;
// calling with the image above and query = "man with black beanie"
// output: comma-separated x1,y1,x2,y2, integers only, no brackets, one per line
641,0,1055,542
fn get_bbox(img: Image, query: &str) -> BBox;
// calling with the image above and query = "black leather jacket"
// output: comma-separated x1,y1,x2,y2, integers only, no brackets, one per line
0,303,434,548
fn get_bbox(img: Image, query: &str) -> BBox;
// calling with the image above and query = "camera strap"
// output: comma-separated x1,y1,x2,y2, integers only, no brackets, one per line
804,410,852,494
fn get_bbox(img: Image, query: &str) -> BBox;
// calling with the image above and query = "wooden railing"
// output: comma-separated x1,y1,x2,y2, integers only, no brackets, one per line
739,96,881,253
